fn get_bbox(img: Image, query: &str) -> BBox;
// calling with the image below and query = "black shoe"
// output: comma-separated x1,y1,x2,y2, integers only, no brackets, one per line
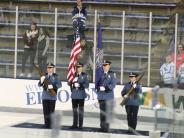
42,125,51,129
42,125,46,129
103,128,109,133
98,128,109,133
97,128,104,132
125,130,133,134
69,125,78,129
78,126,83,129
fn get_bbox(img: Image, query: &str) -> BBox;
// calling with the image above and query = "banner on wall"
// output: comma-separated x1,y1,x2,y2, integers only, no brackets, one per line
0,78,184,117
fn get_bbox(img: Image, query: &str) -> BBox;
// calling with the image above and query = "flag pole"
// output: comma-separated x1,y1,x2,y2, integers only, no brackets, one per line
93,10,97,83
174,13,178,80
14,6,18,79
120,11,125,84
54,8,58,73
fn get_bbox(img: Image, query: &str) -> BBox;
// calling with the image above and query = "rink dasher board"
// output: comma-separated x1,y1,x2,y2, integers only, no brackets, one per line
0,78,183,120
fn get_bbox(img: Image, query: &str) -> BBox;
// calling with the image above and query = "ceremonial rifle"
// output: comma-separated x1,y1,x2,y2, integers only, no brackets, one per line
120,72,144,107
35,65,57,96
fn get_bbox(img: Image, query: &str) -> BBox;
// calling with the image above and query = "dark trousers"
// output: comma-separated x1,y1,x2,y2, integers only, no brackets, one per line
72,99,84,127
125,105,139,130
37,53,47,72
98,100,113,131
42,100,56,128
21,48,36,73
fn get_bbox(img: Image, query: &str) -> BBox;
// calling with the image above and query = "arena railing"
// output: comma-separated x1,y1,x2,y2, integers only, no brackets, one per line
15,0,177,7
0,6,176,86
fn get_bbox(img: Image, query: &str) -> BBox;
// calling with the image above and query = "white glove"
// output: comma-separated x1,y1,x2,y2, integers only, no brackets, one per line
48,84,53,89
100,86,105,91
73,77,78,82
124,94,128,98
133,83,137,88
74,82,80,88
40,76,45,83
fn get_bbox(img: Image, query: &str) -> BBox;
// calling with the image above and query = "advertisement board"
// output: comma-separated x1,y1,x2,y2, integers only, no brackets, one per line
0,78,184,119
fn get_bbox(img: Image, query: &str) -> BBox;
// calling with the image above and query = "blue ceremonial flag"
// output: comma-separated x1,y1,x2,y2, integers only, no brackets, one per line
95,23,104,88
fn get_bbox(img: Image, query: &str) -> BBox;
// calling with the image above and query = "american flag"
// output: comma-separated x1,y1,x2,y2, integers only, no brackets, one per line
67,34,81,82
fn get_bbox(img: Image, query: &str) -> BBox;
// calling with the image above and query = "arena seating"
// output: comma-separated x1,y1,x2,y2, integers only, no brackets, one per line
17,0,176,7
0,0,180,86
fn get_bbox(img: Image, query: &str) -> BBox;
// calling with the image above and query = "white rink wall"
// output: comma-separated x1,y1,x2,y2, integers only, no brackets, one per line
0,78,184,120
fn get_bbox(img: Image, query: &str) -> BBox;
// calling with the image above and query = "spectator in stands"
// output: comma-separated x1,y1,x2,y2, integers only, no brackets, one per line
121,72,142,134
19,22,39,78
38,63,61,129
77,37,93,81
171,44,184,71
160,54,175,88
72,0,87,39
37,28,50,72
177,62,184,89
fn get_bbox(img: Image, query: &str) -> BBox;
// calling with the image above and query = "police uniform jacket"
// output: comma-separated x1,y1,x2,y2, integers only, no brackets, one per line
38,73,61,100
121,82,142,106
97,71,116,100
71,72,89,99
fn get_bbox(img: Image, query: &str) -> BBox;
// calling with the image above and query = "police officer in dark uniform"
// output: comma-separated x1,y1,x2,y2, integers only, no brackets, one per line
96,60,117,132
38,63,62,128
70,62,89,129
121,72,142,133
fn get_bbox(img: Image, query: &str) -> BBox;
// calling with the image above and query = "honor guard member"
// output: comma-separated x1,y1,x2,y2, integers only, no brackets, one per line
121,72,142,133
96,60,117,132
38,63,62,128
70,62,89,129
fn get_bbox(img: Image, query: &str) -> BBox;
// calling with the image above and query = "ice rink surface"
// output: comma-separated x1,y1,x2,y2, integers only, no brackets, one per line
0,101,183,138
0,110,151,138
